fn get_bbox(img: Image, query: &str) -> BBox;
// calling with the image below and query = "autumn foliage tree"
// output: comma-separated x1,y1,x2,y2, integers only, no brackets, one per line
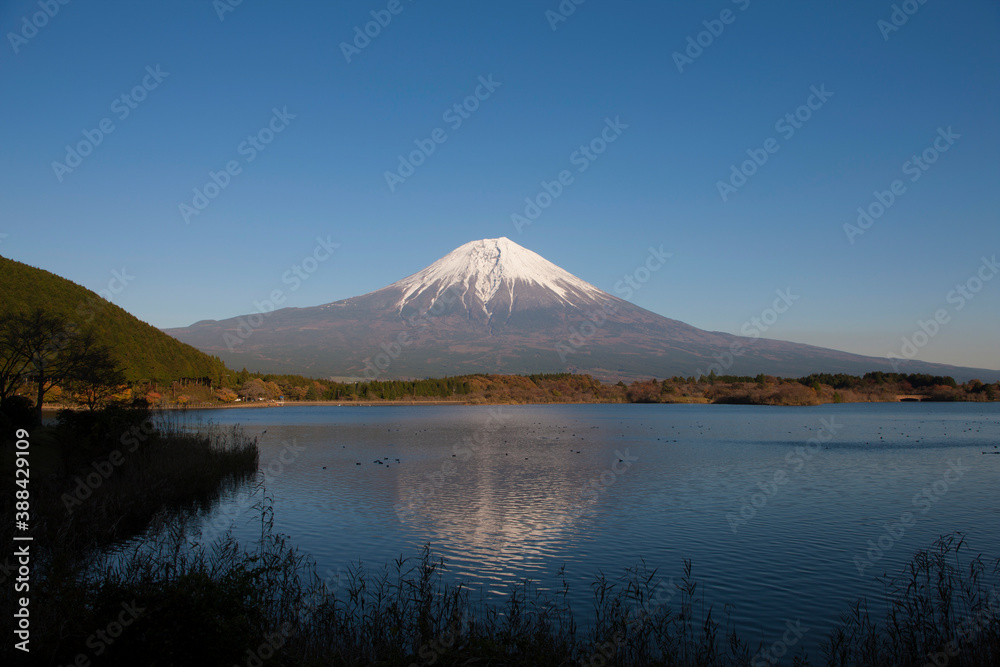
238,378,268,401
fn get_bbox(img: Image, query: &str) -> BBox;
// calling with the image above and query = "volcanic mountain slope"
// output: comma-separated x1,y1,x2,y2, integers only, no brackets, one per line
164,238,999,382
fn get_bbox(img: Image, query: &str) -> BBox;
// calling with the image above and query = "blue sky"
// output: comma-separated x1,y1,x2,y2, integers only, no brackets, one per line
1,0,998,371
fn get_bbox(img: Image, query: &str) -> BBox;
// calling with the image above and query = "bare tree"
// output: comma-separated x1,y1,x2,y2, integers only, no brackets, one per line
0,324,34,407
70,352,127,411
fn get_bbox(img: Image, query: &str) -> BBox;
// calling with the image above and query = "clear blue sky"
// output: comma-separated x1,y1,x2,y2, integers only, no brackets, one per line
1,0,998,371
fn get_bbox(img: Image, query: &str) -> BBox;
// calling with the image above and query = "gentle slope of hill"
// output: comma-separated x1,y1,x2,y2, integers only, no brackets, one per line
0,255,230,383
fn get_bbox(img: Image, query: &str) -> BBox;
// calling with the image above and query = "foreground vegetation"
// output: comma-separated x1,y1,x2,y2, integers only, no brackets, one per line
0,405,259,664
1,404,996,665
8,496,998,666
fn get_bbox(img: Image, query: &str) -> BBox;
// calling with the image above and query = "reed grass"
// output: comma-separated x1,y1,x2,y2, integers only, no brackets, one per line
825,533,1000,666
23,486,998,666
39,408,259,556
3,408,997,665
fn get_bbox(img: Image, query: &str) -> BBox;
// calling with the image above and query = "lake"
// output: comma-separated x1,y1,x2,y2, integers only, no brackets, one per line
178,402,1000,659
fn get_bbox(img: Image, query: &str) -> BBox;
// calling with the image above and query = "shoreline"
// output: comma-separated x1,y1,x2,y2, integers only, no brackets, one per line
40,395,991,412
41,399,477,411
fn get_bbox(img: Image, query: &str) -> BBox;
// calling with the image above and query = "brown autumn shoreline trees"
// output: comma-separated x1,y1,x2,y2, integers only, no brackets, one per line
75,371,1000,409
3,306,994,414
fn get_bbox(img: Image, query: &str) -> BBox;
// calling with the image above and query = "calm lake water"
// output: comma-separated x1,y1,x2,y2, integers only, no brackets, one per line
181,402,1000,659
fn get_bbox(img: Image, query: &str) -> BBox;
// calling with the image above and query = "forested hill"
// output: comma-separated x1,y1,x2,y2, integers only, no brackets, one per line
0,256,230,383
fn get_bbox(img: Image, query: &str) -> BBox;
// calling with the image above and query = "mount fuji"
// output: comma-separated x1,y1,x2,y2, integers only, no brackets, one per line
164,238,998,382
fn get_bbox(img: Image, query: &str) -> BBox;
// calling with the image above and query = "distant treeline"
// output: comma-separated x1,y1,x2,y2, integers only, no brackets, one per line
124,370,997,407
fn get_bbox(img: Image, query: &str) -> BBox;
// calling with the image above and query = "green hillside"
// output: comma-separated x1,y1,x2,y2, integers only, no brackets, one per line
0,256,230,384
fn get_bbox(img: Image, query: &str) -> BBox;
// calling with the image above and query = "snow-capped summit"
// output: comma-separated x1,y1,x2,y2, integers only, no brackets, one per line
388,237,612,319
165,237,996,383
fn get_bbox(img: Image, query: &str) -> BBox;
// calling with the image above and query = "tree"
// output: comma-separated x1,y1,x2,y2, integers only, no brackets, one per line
264,381,282,400
0,326,33,407
70,351,127,411
238,378,267,401
304,383,322,401
0,309,124,423
216,387,238,403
